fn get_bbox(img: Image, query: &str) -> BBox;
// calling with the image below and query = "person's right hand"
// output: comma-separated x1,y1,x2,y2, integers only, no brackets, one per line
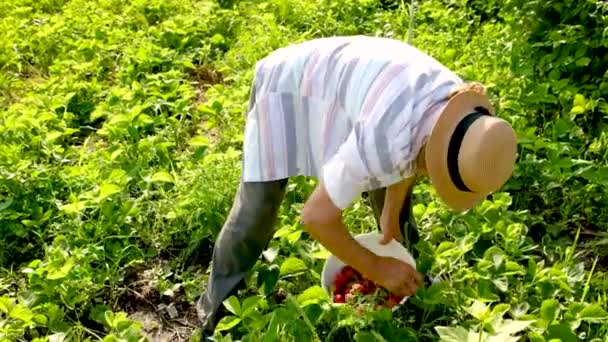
367,256,424,298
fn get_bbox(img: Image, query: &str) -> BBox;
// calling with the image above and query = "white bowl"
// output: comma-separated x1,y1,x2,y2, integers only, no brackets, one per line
320,232,417,310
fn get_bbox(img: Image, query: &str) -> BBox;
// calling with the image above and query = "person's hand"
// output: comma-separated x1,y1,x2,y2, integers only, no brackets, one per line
379,212,402,245
367,255,423,298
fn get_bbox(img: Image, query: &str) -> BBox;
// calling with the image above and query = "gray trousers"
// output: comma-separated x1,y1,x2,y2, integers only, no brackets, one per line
196,177,419,333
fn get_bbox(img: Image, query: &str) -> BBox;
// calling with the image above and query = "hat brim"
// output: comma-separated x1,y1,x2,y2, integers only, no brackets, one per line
424,90,495,212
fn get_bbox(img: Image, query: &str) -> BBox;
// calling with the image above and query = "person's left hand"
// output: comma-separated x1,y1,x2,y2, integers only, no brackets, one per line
379,212,402,245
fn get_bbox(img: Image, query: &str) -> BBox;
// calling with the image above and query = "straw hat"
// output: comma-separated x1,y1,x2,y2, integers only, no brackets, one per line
424,90,517,212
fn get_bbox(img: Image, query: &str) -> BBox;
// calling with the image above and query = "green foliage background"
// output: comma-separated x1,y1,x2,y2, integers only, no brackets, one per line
0,0,607,341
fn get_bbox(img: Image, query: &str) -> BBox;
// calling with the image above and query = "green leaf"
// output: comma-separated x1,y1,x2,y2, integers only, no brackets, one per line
33,314,48,325
98,183,121,201
297,286,328,305
527,258,538,278
310,245,330,259
223,296,241,316
527,331,545,342
479,278,500,301
505,261,525,274
491,304,511,318
303,303,323,325
90,305,111,325
575,57,591,67
435,326,469,342
287,230,302,244
436,241,457,255
495,319,533,335
578,304,608,323
103,335,120,342
354,331,376,342
466,300,489,321
47,258,74,280
546,323,577,342
60,201,85,215
110,148,124,160
0,198,13,212
151,171,174,183
370,331,389,342
0,297,13,313
9,304,34,322
417,282,447,305
279,257,308,276
215,316,241,332
263,310,281,342
49,332,68,342
46,131,62,142
573,94,586,107
241,296,261,316
570,105,585,115
104,310,115,328
540,299,558,322
258,264,280,296
189,136,209,147
273,226,292,238
493,277,509,292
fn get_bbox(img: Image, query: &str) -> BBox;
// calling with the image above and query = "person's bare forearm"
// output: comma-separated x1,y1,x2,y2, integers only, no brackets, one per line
305,215,379,278
301,181,422,296
301,182,379,279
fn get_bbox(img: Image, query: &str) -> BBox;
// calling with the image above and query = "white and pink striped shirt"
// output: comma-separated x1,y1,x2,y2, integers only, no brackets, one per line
242,35,463,209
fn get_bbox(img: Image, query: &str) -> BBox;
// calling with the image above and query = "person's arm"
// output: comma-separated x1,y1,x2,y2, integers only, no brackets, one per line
301,181,423,297
379,176,416,244
301,181,379,278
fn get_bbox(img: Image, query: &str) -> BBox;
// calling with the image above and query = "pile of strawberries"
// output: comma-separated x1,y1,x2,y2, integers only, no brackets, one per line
332,265,404,309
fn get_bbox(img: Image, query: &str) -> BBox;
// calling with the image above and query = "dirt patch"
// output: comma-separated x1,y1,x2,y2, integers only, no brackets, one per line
128,306,198,342
190,64,224,105
116,259,205,341
187,64,227,146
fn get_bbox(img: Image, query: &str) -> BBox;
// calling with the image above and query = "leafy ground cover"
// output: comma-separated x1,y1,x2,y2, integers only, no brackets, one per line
1,0,607,341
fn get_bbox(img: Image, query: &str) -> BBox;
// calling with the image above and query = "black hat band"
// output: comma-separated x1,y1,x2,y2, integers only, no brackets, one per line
446,106,491,192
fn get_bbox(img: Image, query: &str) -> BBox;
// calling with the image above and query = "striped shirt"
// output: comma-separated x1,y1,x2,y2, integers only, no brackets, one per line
242,35,463,209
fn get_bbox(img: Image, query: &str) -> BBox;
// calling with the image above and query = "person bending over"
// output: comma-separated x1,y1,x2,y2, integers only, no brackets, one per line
196,35,517,337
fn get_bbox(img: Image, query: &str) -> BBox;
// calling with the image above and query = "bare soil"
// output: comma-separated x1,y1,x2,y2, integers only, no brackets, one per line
117,260,205,341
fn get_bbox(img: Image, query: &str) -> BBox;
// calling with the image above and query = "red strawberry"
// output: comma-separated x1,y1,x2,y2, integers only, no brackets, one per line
360,279,376,294
334,293,345,303
386,296,400,308
334,273,350,290
385,293,404,308
341,266,359,280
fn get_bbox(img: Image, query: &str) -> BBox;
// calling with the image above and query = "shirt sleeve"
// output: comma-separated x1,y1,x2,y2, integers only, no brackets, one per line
321,129,367,210
321,116,415,210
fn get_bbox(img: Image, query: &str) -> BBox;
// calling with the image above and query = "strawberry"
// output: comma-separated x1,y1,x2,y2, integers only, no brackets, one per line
384,293,404,308
389,293,404,302
333,267,403,307
341,266,360,281
334,293,345,303
359,279,376,294
333,272,350,291
386,296,400,308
